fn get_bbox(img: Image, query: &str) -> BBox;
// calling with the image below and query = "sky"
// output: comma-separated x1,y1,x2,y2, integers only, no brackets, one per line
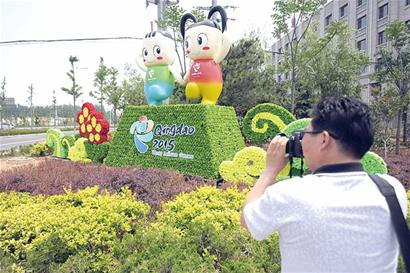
0,0,275,107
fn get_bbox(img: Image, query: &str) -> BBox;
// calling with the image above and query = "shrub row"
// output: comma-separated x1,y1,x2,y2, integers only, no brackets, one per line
0,186,282,273
0,127,74,136
0,159,214,215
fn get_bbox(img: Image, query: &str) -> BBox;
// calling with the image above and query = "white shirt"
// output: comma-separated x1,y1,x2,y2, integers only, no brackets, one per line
243,171,408,273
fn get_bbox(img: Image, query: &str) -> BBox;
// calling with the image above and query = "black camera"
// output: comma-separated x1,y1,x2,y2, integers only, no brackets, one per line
277,131,304,158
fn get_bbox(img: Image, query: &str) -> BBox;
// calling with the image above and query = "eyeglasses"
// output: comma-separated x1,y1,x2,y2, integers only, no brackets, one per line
293,129,340,140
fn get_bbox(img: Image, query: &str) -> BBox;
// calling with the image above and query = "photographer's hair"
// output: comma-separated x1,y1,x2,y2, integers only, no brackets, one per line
311,97,374,159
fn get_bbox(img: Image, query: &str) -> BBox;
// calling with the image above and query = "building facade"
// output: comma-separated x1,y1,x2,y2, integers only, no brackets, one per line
271,0,410,103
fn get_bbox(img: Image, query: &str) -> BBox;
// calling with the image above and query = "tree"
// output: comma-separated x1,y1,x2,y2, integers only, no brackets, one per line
373,21,410,154
0,77,6,129
27,84,34,129
52,90,57,127
220,33,283,116
91,57,109,113
61,55,83,127
105,67,123,125
157,3,206,79
371,86,402,158
271,0,323,113
120,64,145,110
297,21,369,102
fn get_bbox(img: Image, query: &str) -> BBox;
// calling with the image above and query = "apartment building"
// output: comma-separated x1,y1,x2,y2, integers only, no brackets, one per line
271,0,410,103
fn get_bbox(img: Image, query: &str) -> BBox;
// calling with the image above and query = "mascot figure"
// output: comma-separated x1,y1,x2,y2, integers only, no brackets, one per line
180,6,231,105
137,30,183,106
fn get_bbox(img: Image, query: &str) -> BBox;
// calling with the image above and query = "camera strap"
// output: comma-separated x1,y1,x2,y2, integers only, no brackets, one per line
369,174,410,273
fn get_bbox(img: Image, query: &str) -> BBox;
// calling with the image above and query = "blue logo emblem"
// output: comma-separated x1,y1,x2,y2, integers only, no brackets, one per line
130,115,154,153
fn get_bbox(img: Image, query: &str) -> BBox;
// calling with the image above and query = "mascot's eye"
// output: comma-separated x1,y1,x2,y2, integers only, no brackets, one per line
142,48,148,57
185,37,192,49
153,45,161,57
197,33,208,46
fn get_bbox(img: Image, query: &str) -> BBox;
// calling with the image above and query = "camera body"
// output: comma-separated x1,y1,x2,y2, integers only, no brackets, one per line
277,132,303,158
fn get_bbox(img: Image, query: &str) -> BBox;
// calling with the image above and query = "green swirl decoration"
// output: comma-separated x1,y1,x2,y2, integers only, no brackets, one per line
46,129,65,158
61,135,75,159
242,103,296,144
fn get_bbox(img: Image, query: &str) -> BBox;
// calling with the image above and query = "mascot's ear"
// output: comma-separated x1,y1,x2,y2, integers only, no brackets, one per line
180,13,197,39
215,32,231,64
207,5,227,33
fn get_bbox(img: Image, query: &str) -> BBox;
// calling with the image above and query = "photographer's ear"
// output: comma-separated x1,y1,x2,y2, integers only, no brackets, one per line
319,131,332,150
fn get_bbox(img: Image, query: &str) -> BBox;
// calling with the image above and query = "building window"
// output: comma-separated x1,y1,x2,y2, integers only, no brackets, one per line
378,4,388,19
406,20,410,31
357,38,367,52
278,75,282,82
325,14,332,26
357,15,367,29
360,65,367,74
278,47,282,53
340,4,348,18
357,0,367,7
377,31,386,45
406,0,410,6
285,72,289,80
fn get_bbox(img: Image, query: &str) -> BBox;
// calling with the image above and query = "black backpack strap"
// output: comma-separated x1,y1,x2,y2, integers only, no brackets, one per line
369,174,410,273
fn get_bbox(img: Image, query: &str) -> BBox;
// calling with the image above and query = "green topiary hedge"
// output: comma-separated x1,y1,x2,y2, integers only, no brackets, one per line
84,141,112,163
105,105,245,178
114,186,281,273
242,103,296,144
0,187,150,272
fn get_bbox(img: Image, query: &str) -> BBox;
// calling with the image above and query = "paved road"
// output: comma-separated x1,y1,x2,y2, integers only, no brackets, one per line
0,131,77,151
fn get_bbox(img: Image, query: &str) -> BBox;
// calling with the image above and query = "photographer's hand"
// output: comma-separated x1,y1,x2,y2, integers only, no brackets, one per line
265,135,289,177
241,136,289,230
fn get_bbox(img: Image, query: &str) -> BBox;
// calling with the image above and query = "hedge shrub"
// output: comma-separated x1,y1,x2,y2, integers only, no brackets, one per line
0,187,150,272
105,104,245,178
84,141,112,163
361,151,388,174
242,103,296,144
114,186,281,273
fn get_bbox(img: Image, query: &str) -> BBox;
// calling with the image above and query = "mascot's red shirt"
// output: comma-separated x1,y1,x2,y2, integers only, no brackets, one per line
188,59,222,83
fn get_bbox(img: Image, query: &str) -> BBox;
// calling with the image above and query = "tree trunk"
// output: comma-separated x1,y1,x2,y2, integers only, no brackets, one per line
402,105,407,144
395,109,402,155
73,97,76,129
113,107,117,126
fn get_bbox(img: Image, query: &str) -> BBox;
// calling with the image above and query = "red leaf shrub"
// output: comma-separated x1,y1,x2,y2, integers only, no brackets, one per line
0,159,216,216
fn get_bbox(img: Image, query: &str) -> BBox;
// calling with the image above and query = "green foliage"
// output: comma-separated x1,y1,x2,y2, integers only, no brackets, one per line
106,104,245,178
220,34,282,116
373,20,410,155
119,64,145,109
114,186,281,273
360,151,388,174
371,86,402,156
297,21,369,102
242,103,296,144
29,141,52,157
84,141,112,163
282,118,311,136
0,187,150,272
91,57,109,113
68,138,91,163
61,55,83,120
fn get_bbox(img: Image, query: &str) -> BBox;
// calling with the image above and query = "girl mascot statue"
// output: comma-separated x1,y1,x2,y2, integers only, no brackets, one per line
137,30,183,106
180,6,231,105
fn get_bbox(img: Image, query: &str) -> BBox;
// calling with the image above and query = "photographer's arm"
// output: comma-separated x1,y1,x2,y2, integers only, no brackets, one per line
241,136,288,230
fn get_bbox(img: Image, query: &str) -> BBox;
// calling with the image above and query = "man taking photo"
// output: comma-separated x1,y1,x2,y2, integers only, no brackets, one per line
241,97,408,272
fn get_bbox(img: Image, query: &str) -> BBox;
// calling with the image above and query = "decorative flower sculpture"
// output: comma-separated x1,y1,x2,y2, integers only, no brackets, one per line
130,115,154,153
77,102,110,144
